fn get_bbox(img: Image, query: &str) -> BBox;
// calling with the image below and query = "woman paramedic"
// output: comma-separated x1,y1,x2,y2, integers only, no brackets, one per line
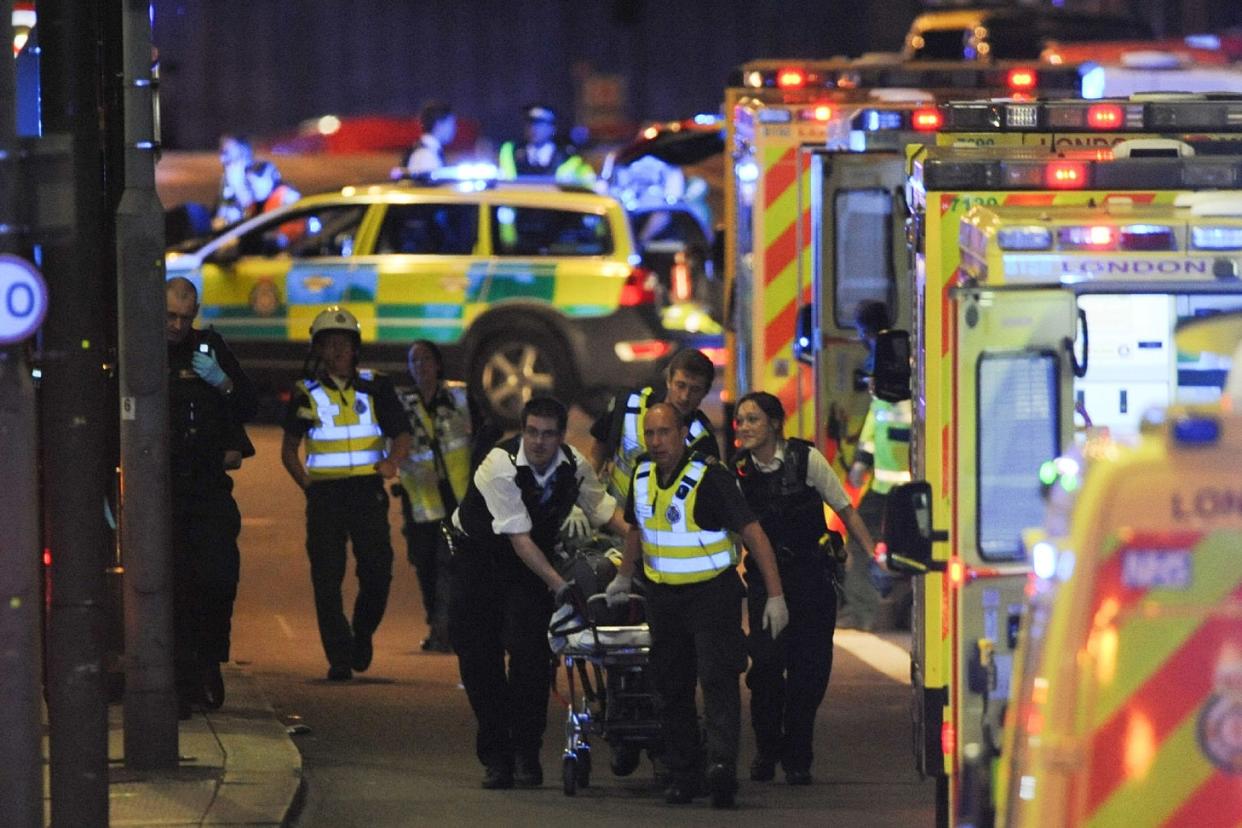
731,391,877,785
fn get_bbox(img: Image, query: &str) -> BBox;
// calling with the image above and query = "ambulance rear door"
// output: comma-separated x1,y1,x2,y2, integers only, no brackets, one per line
948,286,1076,812
805,148,910,455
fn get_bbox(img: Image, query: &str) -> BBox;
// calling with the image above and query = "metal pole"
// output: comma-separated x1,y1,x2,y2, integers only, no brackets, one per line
38,0,115,824
115,0,176,768
0,1,46,823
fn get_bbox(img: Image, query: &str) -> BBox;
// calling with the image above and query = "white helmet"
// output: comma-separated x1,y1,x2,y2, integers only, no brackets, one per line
309,306,361,343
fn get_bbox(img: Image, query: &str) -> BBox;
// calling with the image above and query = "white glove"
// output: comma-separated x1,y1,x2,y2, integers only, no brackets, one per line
605,573,633,609
561,505,592,540
762,595,789,639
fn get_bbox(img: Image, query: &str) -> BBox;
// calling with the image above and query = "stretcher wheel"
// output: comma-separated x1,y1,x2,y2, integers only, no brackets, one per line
562,756,578,796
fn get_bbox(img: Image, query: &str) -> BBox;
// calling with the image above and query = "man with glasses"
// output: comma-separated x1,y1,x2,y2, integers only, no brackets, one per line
448,396,627,790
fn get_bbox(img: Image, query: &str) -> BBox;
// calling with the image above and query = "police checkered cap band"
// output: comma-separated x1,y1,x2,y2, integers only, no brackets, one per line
526,105,556,123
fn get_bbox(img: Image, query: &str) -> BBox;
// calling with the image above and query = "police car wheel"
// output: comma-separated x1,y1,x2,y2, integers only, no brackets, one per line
471,325,575,424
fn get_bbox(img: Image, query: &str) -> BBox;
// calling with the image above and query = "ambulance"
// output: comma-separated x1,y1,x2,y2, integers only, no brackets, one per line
884,112,1242,823
996,310,1242,827
723,59,1082,447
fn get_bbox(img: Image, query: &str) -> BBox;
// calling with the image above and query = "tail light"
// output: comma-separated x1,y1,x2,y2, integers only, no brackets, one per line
1045,160,1087,190
671,253,692,302
1087,103,1124,130
912,108,944,131
941,720,957,757
618,266,657,306
1007,68,1037,92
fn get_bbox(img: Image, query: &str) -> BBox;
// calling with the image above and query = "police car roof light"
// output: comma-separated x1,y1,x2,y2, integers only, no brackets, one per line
912,108,943,131
777,67,806,89
1007,68,1038,92
1172,415,1220,445
1047,161,1088,190
1087,104,1125,130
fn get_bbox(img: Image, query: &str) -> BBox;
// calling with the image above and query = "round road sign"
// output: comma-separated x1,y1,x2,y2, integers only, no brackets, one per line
0,254,49,345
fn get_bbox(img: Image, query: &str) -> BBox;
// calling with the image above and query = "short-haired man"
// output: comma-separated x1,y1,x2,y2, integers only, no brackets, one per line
605,402,787,808
394,100,457,179
449,396,628,790
590,347,718,502
165,276,257,715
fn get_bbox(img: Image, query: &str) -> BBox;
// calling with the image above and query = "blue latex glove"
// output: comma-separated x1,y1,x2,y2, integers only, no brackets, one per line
192,349,228,389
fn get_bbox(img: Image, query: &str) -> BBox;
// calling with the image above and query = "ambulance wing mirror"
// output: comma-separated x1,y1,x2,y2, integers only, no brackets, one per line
794,305,815,365
881,481,948,574
873,329,912,403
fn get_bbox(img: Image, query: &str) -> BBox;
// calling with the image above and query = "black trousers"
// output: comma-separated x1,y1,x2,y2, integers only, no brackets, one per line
305,475,394,670
398,493,451,633
449,538,554,770
746,555,837,773
646,568,748,780
172,487,241,698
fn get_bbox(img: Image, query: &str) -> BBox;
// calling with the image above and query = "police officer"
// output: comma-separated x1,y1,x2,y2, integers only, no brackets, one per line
280,306,411,681
590,347,718,503
842,300,910,630
732,391,876,785
498,104,594,185
605,402,788,808
394,339,495,653
165,276,257,716
449,396,627,790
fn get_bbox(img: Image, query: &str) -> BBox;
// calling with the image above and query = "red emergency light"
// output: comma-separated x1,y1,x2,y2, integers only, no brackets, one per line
1007,68,1038,92
812,104,833,122
912,108,944,131
1046,161,1087,190
777,67,806,89
1087,104,1124,130
947,556,965,588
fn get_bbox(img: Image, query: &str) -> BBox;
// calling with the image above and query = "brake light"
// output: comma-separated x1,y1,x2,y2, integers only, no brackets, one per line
43,547,51,566
1045,161,1087,190
947,557,965,588
614,339,672,362
777,67,806,89
700,346,727,366
1007,68,1037,92
1087,103,1124,130
618,266,657,306
912,108,943,131
941,720,957,757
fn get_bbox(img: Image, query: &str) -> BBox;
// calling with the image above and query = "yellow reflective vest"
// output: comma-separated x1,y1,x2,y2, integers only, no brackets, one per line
398,382,472,523
633,455,737,585
302,371,386,480
858,397,912,495
608,386,712,501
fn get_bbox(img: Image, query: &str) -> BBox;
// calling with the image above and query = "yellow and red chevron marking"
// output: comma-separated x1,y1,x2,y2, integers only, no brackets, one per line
1077,530,1242,827
759,143,815,437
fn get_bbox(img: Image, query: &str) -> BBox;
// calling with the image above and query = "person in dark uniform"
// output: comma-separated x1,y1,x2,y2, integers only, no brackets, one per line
449,396,628,791
590,347,719,503
497,104,594,185
732,391,877,785
280,306,411,681
165,276,258,716
605,402,788,808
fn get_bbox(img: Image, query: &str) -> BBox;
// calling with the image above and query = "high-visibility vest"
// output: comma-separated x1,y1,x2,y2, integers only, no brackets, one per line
608,386,713,501
398,382,472,523
859,397,912,494
633,455,737,585
498,141,595,185
302,370,386,480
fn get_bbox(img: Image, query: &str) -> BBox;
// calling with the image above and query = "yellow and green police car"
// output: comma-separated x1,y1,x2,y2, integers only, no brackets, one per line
166,179,718,421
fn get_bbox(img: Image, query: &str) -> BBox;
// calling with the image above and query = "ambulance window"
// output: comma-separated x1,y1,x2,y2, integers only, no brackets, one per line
834,190,895,328
491,206,614,257
977,352,1059,562
376,204,478,255
239,204,366,258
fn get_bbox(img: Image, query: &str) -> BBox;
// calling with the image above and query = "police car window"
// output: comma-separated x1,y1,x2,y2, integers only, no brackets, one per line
911,29,972,60
977,352,1059,562
491,206,614,256
236,205,366,259
834,189,895,328
376,203,478,255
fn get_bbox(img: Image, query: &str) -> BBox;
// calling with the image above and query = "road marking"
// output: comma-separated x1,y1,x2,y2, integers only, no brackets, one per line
275,614,295,640
834,630,910,684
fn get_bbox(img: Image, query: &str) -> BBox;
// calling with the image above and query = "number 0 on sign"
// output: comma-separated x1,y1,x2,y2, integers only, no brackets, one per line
0,254,49,345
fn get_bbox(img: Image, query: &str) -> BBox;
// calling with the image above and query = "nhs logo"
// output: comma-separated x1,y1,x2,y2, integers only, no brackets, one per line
1121,549,1192,590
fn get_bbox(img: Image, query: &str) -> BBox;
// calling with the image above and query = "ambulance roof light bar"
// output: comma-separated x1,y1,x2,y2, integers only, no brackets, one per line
730,61,1081,96
940,95,1242,133
922,154,1242,191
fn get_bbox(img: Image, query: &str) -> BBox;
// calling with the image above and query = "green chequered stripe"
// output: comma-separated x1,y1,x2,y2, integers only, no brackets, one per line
467,262,558,303
377,303,465,343
200,305,288,339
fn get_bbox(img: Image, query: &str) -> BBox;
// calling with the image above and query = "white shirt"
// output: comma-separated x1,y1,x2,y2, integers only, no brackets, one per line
454,442,616,536
406,134,443,175
750,440,851,514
